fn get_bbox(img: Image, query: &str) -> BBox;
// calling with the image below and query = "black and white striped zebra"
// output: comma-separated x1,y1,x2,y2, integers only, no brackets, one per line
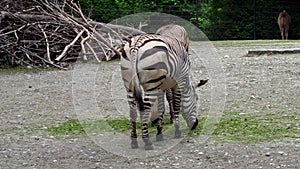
120,34,199,150
154,24,190,124
154,24,208,124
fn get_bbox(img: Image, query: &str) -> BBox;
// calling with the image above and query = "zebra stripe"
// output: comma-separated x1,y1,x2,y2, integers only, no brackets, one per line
121,34,198,150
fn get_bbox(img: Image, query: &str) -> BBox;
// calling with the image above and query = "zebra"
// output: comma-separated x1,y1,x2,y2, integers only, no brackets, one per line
153,24,190,124
154,24,208,124
120,34,199,150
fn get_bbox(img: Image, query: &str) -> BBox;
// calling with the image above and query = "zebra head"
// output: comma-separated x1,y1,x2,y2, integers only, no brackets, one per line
182,78,209,130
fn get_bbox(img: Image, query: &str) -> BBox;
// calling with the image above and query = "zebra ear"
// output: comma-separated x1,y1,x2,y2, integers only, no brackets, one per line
195,79,209,88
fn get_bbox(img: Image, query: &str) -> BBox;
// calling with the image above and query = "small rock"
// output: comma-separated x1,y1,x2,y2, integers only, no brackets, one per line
31,135,40,140
172,163,180,166
265,152,271,156
198,152,204,155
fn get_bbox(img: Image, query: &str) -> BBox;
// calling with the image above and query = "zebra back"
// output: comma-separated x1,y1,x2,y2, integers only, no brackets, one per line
156,24,189,52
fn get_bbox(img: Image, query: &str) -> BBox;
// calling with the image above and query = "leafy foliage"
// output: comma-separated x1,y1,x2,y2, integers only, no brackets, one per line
77,0,300,40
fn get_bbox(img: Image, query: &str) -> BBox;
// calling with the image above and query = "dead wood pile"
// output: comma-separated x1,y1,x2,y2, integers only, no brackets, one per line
0,0,144,69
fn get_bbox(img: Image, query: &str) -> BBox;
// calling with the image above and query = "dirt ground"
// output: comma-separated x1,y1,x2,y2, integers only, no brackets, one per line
1,40,299,168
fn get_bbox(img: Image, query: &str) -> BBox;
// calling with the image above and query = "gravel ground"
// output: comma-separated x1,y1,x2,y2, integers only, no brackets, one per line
1,41,299,169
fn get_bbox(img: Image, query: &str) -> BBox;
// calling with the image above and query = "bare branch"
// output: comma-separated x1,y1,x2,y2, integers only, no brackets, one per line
38,24,52,63
55,29,84,62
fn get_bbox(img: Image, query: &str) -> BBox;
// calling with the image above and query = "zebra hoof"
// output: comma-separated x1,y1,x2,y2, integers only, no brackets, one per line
170,118,173,124
131,139,138,149
156,134,164,141
143,139,154,150
175,130,181,138
144,144,154,150
151,118,159,125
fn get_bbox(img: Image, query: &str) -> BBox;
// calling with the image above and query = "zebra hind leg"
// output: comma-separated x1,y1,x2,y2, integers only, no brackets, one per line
140,99,154,150
130,121,138,149
142,123,154,150
155,93,165,141
129,97,138,149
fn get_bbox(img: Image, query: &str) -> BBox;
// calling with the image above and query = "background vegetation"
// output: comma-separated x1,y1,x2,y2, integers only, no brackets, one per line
78,0,300,40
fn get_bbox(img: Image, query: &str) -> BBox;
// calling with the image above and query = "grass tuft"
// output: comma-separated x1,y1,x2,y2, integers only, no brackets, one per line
212,112,300,144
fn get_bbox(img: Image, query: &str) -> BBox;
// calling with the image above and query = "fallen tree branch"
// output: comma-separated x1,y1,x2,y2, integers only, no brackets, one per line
0,0,145,68
55,29,84,62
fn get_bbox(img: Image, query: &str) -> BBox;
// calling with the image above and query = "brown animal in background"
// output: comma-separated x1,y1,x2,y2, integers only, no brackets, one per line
278,10,291,40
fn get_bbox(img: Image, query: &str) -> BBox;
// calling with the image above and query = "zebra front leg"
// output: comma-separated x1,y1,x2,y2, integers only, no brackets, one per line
172,87,181,138
166,89,175,123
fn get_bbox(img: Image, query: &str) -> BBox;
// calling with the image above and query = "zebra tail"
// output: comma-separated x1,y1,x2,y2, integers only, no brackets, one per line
132,50,144,112
133,76,144,111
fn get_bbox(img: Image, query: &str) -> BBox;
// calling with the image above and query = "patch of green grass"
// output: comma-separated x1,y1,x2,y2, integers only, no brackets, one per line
47,119,85,135
212,112,300,144
47,112,299,145
105,118,132,132
47,117,175,136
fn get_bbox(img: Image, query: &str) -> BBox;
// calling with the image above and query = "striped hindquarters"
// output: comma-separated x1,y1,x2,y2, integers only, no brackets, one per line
120,34,188,99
